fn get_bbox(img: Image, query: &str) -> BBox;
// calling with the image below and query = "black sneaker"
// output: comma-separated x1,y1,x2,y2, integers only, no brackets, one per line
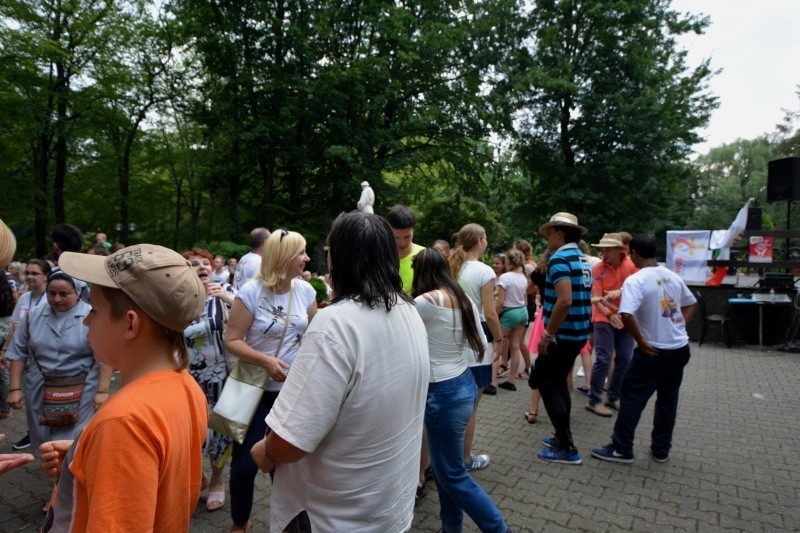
498,381,517,391
591,443,634,464
12,433,31,450
651,449,669,463
483,384,497,395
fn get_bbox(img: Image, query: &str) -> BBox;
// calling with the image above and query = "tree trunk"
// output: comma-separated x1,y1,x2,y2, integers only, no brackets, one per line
53,61,68,224
33,138,50,258
559,96,575,169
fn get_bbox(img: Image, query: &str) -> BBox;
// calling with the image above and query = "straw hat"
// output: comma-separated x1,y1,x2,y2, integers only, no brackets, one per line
592,233,624,248
538,212,588,236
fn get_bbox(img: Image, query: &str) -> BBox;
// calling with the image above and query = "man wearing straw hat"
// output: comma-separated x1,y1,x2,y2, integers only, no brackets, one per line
585,232,638,417
530,212,592,464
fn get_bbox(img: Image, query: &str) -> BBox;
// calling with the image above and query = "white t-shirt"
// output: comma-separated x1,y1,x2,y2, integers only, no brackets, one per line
497,271,528,308
266,298,429,533
457,260,495,321
236,279,316,392
415,291,487,383
619,266,697,350
233,251,262,290
211,268,229,284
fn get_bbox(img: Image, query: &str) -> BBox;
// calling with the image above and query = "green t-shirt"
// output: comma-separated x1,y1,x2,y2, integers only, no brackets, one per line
399,243,425,294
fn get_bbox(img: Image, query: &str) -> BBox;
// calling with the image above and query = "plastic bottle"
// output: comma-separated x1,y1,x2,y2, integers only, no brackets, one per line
770,288,776,303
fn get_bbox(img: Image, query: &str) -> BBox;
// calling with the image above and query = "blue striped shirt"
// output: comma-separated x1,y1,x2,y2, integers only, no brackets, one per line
543,243,592,342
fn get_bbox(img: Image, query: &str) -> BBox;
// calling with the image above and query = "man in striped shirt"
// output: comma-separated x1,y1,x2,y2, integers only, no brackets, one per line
530,212,593,464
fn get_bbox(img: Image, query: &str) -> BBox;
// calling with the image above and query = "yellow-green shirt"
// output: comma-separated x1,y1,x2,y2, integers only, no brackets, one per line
399,243,425,294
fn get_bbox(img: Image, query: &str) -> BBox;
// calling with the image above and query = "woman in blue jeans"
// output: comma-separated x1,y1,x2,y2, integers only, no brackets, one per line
412,249,510,533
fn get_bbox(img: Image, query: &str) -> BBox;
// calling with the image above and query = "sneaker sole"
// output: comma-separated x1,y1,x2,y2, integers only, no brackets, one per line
538,455,582,465
591,450,633,464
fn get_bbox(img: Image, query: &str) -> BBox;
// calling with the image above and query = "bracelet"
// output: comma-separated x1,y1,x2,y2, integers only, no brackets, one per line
262,429,277,464
542,331,557,344
96,391,108,394
8,388,21,392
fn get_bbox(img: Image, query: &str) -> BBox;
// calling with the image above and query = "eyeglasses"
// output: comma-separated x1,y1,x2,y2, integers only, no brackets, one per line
24,271,45,277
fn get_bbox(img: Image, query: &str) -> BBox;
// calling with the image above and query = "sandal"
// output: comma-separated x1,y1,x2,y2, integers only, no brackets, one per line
497,364,509,377
207,489,225,512
524,411,538,424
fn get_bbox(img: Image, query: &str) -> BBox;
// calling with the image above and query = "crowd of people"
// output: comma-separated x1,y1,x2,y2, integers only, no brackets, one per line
0,208,697,532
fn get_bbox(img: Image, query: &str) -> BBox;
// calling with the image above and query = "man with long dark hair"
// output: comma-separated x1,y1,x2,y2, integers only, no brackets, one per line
251,211,429,532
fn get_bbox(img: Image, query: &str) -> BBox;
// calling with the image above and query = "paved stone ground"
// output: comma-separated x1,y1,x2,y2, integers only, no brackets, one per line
1,341,799,532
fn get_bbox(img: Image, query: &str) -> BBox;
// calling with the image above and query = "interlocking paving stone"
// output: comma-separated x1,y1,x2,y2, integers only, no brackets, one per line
1,342,799,532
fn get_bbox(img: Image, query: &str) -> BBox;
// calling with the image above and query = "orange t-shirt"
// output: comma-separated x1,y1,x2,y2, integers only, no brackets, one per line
591,255,638,323
45,369,208,532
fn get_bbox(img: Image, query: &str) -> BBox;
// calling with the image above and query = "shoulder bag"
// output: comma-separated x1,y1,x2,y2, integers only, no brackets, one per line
209,281,294,444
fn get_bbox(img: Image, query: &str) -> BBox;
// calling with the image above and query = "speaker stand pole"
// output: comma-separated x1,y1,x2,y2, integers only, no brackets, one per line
787,200,792,270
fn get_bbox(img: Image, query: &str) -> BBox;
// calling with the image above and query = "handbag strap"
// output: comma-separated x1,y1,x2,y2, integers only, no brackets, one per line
272,280,295,358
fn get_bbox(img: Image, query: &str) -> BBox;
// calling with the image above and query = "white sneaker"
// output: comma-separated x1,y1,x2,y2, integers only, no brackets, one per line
577,367,585,377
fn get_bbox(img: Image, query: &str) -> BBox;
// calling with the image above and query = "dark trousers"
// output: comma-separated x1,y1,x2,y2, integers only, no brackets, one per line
229,390,280,527
611,345,691,457
532,339,585,451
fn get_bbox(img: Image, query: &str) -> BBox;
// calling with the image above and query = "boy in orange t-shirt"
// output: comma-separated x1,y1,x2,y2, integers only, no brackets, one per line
39,245,208,532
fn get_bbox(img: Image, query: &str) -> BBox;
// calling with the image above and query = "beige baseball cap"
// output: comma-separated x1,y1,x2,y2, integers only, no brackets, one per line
59,244,205,332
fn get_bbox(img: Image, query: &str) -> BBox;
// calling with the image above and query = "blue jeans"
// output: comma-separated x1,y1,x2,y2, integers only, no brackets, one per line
229,390,279,527
426,370,507,533
588,322,634,405
611,345,691,457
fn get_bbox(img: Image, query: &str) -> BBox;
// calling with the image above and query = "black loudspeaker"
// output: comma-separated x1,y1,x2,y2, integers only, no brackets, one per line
767,156,800,202
746,207,762,230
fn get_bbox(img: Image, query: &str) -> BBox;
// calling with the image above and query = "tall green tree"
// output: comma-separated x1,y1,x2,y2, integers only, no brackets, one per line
502,0,718,238
172,0,523,253
687,137,776,231
0,0,136,254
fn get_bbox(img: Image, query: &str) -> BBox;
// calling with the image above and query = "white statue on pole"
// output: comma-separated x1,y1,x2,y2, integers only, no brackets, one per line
357,181,375,214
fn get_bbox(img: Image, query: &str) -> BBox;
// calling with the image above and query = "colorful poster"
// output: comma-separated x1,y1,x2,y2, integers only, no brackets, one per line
749,236,774,263
666,231,711,282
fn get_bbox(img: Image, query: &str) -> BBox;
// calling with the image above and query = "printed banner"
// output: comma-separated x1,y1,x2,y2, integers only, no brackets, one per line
666,231,711,283
749,235,774,263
